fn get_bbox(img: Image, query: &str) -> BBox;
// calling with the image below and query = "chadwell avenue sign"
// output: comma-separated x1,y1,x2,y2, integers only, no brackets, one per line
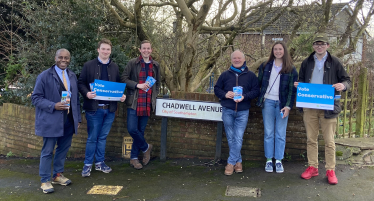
155,98,223,121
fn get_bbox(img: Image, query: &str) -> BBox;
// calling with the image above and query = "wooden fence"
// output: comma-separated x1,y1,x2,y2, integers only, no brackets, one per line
336,66,374,138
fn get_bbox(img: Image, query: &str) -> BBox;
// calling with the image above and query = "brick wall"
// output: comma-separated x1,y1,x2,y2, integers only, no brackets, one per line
0,92,327,161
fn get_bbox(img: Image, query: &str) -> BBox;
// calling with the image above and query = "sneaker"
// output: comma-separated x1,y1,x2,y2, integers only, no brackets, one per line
82,165,92,177
143,144,153,166
41,181,54,194
301,166,319,179
52,173,71,186
265,161,273,172
275,162,284,173
234,162,243,173
95,162,112,173
326,170,338,185
224,164,234,176
130,159,143,170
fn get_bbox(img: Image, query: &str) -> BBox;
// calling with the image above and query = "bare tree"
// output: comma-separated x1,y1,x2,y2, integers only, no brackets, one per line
104,0,373,92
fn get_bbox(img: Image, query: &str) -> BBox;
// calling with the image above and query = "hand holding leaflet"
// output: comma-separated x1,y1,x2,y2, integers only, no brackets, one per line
144,76,156,92
61,91,71,107
233,86,243,101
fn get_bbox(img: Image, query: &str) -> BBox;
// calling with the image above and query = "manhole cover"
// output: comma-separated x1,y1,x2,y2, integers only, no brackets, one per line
87,185,123,195
225,186,261,197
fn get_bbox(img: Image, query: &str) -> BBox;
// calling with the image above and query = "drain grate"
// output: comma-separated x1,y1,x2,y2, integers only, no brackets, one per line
87,185,123,195
225,186,261,197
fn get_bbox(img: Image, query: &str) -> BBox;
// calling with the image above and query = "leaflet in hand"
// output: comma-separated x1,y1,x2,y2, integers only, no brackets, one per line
89,83,95,92
233,86,243,100
145,76,156,92
61,91,71,107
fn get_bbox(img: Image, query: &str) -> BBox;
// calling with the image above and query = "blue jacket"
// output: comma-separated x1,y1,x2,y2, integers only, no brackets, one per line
256,60,298,109
214,66,260,111
32,66,82,137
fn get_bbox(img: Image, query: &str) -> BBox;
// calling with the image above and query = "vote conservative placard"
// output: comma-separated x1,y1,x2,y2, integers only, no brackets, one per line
92,79,126,101
296,83,335,110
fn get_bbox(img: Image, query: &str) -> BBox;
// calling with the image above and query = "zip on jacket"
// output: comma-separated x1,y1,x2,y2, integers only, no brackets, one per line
231,70,247,112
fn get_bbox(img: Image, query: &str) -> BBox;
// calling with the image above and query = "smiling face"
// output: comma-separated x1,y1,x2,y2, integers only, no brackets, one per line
231,51,245,68
313,41,329,57
97,43,112,61
273,44,284,59
139,42,152,59
55,50,70,70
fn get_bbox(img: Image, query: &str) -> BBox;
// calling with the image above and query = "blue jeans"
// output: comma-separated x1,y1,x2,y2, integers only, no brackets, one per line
127,108,149,159
84,108,115,165
262,99,289,160
222,107,249,165
39,117,74,182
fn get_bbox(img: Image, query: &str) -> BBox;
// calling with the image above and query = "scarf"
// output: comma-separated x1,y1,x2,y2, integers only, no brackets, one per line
230,61,247,74
137,55,153,116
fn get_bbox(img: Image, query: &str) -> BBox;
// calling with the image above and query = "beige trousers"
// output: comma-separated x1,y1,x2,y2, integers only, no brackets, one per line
303,108,337,170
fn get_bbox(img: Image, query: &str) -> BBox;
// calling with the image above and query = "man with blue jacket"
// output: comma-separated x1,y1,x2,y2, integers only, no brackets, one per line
214,50,260,175
32,49,81,194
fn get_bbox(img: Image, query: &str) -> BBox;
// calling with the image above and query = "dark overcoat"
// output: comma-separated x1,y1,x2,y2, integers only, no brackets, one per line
32,65,82,137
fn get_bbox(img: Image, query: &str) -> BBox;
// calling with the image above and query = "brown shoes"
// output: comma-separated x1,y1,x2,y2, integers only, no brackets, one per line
224,164,234,175
234,162,243,173
143,144,153,166
225,162,243,175
130,159,143,170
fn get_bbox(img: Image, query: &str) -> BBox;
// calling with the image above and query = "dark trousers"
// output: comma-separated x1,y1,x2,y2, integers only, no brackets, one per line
39,117,74,183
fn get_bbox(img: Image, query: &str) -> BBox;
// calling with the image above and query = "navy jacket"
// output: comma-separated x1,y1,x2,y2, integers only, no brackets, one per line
32,66,82,137
214,67,260,111
256,60,298,109
78,58,121,112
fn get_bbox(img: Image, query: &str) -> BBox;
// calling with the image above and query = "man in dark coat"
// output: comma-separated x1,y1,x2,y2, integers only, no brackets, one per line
78,39,126,177
295,33,351,185
32,49,81,194
121,40,160,170
214,50,260,175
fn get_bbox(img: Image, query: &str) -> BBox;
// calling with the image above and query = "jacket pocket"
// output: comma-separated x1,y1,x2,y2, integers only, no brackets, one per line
325,99,341,117
332,99,342,114
125,90,135,106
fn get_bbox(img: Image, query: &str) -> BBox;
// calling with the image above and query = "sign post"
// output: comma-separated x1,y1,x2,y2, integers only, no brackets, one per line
156,98,223,161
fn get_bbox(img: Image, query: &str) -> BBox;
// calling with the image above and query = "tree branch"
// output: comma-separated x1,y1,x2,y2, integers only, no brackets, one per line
110,0,135,22
220,0,238,25
335,2,374,58
244,0,272,15
319,0,332,33
175,0,194,23
195,0,214,27
187,0,200,7
104,0,136,28
142,2,178,7
189,31,238,91
338,0,363,48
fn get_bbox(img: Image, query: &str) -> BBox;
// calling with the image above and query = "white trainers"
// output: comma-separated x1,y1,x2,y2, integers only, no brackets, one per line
275,162,284,173
265,161,273,172
41,181,54,194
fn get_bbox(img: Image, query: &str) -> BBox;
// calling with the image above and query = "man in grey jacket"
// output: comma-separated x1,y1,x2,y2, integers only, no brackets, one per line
294,33,351,185
122,40,160,169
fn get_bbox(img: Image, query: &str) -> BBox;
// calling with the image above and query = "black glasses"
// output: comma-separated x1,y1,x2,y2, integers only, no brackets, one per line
313,43,327,48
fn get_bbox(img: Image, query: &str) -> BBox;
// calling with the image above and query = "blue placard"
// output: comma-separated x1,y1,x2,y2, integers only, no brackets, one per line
296,83,334,110
92,79,126,101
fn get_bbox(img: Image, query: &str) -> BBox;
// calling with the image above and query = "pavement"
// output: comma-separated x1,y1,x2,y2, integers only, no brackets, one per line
0,156,374,201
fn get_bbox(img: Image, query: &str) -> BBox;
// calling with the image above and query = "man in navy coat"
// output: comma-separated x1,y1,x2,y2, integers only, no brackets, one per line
32,49,81,194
